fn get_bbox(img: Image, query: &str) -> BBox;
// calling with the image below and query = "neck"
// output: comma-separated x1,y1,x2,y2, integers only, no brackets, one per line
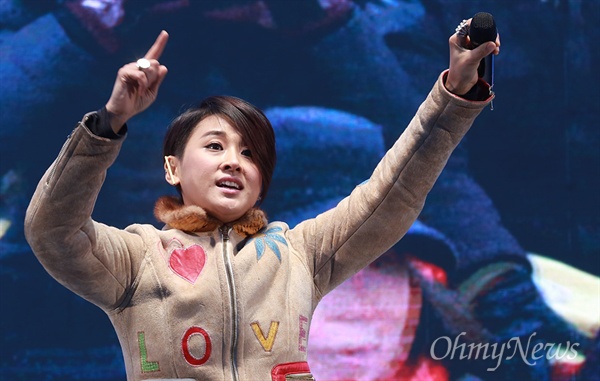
154,196,267,237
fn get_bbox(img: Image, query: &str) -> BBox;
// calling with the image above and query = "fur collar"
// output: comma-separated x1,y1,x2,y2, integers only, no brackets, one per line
154,196,267,237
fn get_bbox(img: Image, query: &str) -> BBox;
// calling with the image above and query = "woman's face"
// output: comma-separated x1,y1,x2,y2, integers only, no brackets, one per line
308,259,413,381
168,115,262,223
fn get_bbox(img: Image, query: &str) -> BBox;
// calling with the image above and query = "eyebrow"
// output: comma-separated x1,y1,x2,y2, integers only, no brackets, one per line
200,130,226,139
200,129,249,147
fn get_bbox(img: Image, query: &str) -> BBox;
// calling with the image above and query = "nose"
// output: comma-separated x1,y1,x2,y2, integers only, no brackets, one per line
221,149,241,172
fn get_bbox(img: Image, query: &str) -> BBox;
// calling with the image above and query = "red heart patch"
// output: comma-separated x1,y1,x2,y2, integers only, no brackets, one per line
169,244,206,284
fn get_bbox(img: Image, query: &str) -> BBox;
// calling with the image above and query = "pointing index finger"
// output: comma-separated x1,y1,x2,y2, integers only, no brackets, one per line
144,30,169,60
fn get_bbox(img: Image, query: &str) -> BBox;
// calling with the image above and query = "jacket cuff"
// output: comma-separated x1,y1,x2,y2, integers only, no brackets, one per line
441,70,494,103
82,108,127,139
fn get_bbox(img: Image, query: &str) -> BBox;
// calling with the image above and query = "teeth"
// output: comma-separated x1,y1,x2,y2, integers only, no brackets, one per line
219,181,240,189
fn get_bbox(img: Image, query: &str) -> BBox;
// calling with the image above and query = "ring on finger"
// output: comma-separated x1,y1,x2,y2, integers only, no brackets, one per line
136,58,151,71
455,19,469,36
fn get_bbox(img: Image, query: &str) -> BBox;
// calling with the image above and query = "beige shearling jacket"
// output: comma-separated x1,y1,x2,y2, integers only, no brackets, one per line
24,72,492,381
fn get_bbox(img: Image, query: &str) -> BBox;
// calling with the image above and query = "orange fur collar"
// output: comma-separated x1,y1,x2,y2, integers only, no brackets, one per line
154,196,267,237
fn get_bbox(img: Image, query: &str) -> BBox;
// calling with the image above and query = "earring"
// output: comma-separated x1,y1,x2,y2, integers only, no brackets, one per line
164,156,175,183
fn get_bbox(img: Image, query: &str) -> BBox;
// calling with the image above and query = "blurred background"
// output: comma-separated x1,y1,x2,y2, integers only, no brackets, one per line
1,0,598,380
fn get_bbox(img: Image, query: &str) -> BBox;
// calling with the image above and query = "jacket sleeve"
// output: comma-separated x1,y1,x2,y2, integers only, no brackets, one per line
287,71,493,297
24,112,147,311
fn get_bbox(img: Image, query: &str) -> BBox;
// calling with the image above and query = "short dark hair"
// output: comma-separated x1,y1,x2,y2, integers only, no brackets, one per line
163,95,276,202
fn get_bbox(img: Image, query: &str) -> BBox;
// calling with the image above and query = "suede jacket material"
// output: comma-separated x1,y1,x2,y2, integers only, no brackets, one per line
24,72,491,381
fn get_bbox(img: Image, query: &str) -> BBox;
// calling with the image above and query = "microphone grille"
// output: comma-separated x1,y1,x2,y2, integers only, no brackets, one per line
470,12,497,44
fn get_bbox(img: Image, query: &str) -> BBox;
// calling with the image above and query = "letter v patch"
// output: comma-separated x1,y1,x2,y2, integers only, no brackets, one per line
250,321,279,352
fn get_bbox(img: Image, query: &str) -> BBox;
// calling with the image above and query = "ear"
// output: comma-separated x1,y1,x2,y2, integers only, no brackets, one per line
164,155,181,186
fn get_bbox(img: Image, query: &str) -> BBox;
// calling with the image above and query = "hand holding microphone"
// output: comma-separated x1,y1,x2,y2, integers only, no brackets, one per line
445,12,499,97
468,12,498,89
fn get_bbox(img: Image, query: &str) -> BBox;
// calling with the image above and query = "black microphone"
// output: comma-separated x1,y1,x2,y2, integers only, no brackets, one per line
469,12,497,89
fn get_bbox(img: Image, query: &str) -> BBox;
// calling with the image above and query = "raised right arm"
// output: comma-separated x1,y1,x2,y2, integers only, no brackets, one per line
24,114,144,310
24,31,169,310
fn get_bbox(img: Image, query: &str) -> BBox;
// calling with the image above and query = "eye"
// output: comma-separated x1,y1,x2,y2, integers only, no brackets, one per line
206,142,223,151
241,148,252,158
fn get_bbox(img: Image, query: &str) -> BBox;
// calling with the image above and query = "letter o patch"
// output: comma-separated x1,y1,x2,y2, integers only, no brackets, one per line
182,326,212,366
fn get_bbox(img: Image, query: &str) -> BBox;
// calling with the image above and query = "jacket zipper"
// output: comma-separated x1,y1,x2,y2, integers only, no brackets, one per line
220,226,239,381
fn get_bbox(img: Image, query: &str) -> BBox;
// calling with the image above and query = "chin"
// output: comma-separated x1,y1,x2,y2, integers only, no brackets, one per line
213,207,248,223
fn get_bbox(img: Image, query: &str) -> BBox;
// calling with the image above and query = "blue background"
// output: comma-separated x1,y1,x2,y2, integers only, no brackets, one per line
1,0,598,379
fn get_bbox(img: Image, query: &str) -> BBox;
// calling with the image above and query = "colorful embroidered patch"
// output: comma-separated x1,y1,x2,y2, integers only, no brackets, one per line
167,242,206,284
138,332,160,373
271,361,312,381
251,321,280,352
248,226,287,262
298,315,309,352
182,326,212,366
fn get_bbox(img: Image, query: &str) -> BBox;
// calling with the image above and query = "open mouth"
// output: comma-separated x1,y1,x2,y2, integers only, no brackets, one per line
217,180,242,190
